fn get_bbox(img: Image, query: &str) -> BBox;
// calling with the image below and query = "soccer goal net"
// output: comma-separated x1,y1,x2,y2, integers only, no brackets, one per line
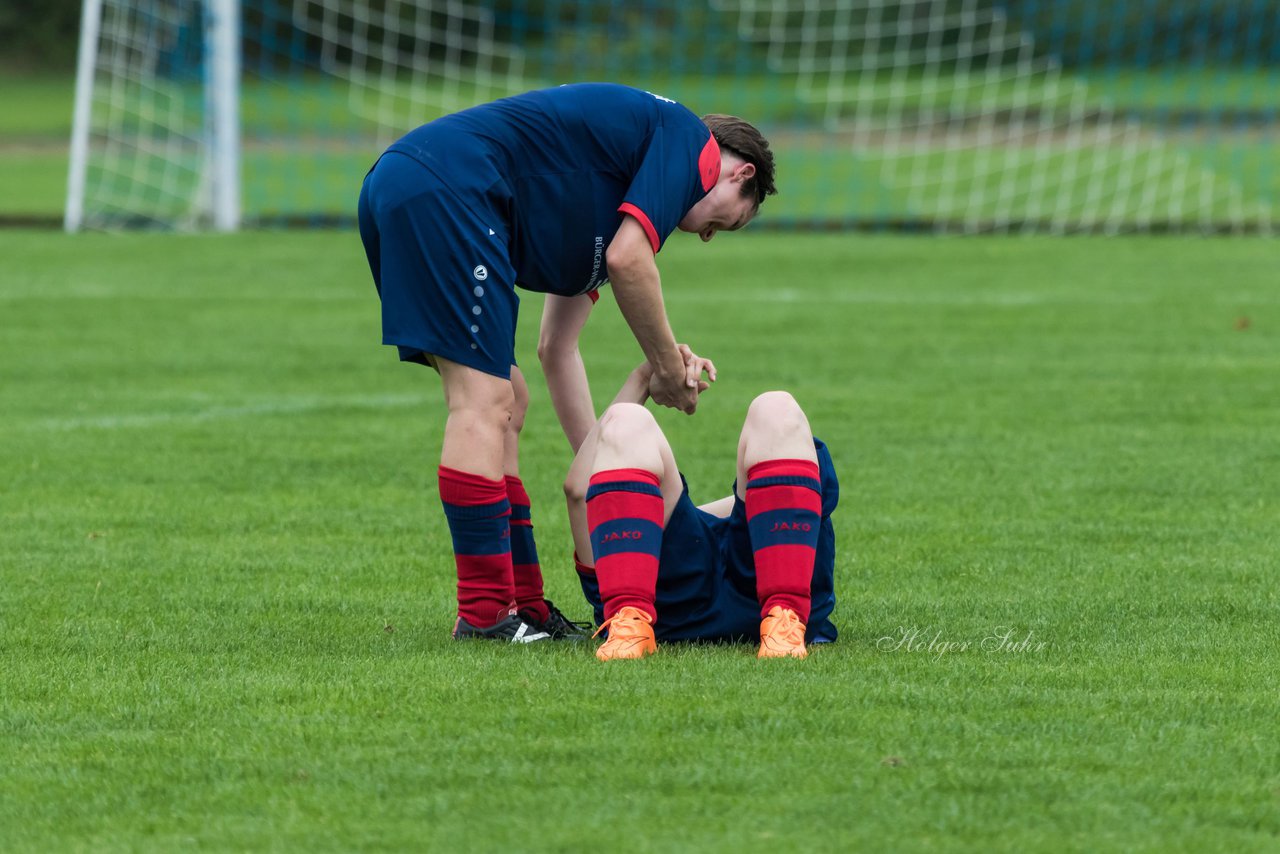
67,0,1279,233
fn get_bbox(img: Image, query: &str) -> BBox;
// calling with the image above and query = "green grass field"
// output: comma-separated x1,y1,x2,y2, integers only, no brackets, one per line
3,229,1278,850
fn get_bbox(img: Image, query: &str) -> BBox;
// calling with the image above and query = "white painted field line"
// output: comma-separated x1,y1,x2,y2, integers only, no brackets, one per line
0,288,364,302
675,289,1157,306
29,392,428,432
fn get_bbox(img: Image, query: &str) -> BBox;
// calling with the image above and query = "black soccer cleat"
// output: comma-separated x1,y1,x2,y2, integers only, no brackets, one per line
452,613,552,643
518,599,592,640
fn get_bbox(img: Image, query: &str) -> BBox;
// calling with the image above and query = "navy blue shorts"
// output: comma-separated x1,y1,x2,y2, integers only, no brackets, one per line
579,439,840,644
358,150,519,378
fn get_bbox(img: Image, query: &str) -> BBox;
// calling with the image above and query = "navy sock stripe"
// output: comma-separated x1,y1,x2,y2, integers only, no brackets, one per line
510,526,539,565
509,504,532,523
746,475,821,493
586,480,663,501
441,497,511,522
589,518,664,560
747,507,821,547
446,516,513,556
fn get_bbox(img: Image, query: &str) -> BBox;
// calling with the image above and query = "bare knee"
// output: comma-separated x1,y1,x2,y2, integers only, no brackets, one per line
745,391,809,439
598,403,659,449
595,403,665,472
509,379,529,435
740,391,815,470
448,379,517,427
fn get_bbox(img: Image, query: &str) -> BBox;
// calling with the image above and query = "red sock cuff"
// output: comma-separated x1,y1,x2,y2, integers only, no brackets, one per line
747,459,820,482
588,468,661,488
504,474,530,506
439,465,507,505
574,552,595,576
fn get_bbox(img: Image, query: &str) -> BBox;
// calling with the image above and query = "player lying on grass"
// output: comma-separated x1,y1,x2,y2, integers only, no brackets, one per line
564,361,839,660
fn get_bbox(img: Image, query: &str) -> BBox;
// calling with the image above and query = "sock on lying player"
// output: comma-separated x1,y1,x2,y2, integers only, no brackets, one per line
586,468,664,623
439,465,515,629
745,459,822,623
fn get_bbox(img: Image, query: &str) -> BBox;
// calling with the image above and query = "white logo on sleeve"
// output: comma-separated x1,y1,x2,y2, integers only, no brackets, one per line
473,265,488,281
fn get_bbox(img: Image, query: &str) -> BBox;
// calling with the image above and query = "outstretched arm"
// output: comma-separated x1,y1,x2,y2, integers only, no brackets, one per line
538,293,598,453
604,354,712,409
607,216,700,414
610,362,654,407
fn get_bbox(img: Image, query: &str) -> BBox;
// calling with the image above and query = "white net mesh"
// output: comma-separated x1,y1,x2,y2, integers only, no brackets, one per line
78,0,207,228
291,0,527,144
68,0,1278,232
713,0,1271,233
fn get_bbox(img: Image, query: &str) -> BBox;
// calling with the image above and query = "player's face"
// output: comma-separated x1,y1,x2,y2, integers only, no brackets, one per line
678,158,759,242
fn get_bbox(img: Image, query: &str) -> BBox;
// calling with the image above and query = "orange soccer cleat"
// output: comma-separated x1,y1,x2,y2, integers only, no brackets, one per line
758,606,809,659
592,606,658,661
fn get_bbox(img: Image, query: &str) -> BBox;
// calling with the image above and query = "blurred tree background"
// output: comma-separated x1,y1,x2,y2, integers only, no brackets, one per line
5,1,1278,75
1,0,81,71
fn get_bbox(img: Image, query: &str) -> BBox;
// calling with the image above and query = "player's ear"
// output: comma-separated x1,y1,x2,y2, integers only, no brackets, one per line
734,161,756,183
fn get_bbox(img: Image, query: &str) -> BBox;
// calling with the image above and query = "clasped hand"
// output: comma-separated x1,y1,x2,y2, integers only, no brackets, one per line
645,344,716,414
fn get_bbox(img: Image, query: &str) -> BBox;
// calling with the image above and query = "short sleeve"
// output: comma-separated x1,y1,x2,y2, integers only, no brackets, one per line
618,125,720,254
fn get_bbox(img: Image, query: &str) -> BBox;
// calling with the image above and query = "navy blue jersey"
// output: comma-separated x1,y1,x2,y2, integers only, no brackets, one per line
382,83,721,297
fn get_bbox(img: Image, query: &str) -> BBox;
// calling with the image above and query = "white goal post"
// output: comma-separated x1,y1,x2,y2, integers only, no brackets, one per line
67,0,242,231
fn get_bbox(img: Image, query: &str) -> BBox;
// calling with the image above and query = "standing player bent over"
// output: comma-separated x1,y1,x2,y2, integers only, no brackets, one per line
357,84,776,644
565,363,839,660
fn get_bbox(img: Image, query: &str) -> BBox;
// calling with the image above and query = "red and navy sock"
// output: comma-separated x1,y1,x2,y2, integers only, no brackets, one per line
573,551,603,626
438,465,515,629
586,469,664,622
505,475,548,624
745,459,822,622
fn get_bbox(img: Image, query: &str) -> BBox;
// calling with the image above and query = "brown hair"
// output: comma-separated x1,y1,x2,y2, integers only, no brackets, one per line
702,114,777,206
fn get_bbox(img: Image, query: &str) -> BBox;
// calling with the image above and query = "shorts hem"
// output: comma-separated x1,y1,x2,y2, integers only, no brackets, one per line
385,338,512,379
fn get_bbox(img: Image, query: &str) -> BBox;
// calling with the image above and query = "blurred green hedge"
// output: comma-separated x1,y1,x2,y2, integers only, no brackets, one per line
5,1,1277,76
1,0,81,71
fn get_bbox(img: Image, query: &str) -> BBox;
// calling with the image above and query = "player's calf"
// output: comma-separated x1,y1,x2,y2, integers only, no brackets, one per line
745,458,821,613
742,449,822,660
585,465,665,661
